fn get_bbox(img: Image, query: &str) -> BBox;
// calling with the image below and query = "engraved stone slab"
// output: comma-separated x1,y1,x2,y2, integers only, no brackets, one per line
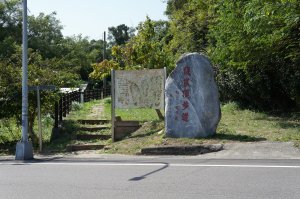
165,53,221,138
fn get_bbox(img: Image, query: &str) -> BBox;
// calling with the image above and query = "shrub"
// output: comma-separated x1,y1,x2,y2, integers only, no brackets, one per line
71,101,83,111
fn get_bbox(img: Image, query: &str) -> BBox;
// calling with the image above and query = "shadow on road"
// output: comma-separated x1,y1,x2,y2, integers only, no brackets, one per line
129,162,169,181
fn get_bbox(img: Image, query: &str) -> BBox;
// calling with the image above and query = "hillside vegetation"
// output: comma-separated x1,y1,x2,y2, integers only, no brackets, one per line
0,0,299,152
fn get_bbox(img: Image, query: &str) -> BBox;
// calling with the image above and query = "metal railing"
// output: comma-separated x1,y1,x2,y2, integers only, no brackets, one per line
53,87,111,127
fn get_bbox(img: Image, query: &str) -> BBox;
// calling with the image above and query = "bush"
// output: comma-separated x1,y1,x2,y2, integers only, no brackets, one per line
71,101,83,111
0,119,21,145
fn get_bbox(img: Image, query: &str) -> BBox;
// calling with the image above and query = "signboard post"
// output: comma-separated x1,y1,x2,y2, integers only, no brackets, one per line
111,70,116,142
37,87,41,152
111,68,166,141
29,85,56,152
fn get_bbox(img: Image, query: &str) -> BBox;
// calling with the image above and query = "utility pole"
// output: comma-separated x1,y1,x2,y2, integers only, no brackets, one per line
15,0,33,160
103,31,106,60
103,31,107,89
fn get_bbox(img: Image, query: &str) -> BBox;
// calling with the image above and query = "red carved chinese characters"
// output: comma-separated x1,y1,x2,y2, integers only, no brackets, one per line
181,65,191,122
172,65,192,122
182,112,189,122
182,100,189,110
183,78,190,87
182,89,190,98
184,65,191,76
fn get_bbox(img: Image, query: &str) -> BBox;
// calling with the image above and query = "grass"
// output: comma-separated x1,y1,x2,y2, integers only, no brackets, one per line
1,99,299,155
66,100,105,120
217,102,300,143
0,100,108,155
0,114,55,155
43,100,112,153
102,101,300,154
0,118,22,154
102,98,163,121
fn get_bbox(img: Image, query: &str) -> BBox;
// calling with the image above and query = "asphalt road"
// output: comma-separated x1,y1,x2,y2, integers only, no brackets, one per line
1,157,300,199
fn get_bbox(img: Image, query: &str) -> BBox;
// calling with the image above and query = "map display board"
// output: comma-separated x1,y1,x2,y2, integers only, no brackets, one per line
114,69,165,109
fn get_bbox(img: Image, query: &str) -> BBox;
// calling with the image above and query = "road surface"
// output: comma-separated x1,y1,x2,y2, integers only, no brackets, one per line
1,156,300,199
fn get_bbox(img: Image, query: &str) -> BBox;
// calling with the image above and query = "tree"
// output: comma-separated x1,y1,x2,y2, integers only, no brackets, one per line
130,17,172,69
0,2,83,143
163,0,300,109
207,0,300,109
165,0,212,59
0,0,22,59
110,17,173,70
108,24,135,46
28,12,64,59
89,59,119,81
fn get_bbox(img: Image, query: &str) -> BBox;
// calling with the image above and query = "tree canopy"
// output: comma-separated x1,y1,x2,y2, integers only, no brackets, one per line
108,24,135,46
0,0,299,122
0,0,108,122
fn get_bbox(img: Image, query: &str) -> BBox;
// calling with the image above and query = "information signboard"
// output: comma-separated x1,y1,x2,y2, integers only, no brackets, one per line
114,69,165,109
111,68,166,142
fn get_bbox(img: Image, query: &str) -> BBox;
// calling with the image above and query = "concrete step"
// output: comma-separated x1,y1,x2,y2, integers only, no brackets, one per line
76,134,111,140
78,126,109,132
66,144,105,152
77,120,110,125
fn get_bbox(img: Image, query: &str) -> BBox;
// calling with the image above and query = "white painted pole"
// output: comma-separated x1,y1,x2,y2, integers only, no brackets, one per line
163,67,167,127
37,86,42,152
21,0,28,142
111,69,115,142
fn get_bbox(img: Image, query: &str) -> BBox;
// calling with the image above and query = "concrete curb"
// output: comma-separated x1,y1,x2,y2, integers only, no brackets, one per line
141,144,224,155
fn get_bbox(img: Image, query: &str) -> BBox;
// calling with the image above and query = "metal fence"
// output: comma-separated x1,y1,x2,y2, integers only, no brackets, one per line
54,87,111,127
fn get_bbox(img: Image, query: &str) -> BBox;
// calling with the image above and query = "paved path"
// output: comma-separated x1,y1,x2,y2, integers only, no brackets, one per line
200,141,300,159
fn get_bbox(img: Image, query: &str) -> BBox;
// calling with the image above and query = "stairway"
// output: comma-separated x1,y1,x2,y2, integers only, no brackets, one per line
66,120,111,152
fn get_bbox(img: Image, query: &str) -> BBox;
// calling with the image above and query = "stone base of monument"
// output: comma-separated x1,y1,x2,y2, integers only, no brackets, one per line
114,121,141,141
140,144,223,155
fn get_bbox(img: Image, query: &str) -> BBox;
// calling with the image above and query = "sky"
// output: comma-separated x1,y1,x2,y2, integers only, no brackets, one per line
27,0,168,40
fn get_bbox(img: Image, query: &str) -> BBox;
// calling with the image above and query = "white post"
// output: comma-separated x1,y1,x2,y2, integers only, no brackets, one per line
37,86,42,152
15,0,33,160
111,69,116,142
163,67,167,117
80,90,84,103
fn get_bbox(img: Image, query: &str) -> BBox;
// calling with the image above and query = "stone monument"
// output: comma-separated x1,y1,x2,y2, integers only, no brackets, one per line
165,53,221,138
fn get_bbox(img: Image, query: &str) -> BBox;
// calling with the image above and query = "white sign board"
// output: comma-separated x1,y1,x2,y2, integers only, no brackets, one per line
114,69,165,109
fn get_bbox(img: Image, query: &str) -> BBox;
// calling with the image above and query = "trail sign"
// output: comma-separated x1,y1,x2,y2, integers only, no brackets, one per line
111,68,166,142
29,85,56,152
114,69,165,109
